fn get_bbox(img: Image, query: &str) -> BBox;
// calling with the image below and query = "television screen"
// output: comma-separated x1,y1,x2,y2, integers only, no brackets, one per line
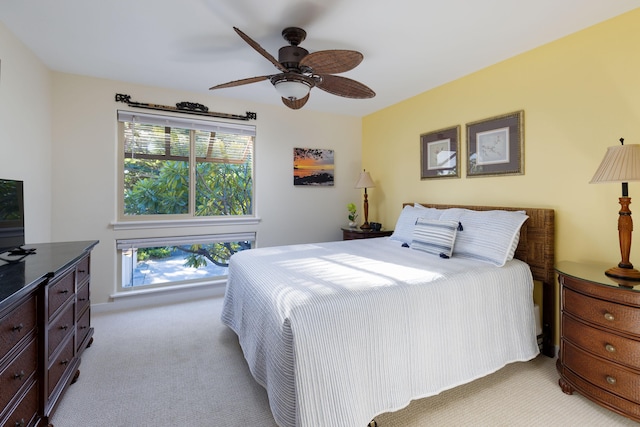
0,179,25,254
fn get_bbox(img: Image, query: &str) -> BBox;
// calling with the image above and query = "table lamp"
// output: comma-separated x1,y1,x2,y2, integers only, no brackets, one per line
355,170,375,230
590,138,640,281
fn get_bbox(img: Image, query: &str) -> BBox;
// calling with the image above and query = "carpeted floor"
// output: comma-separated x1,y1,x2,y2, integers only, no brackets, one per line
50,297,637,426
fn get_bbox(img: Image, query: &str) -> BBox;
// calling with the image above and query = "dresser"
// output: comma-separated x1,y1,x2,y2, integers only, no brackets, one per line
556,261,640,422
0,241,98,427
341,227,393,240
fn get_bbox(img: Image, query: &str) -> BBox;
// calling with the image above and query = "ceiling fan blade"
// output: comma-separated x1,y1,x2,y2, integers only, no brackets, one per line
316,74,375,99
282,93,310,110
233,27,288,73
299,50,363,74
209,75,272,90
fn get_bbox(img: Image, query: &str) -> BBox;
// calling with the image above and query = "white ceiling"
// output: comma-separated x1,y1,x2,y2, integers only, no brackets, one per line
1,1,639,117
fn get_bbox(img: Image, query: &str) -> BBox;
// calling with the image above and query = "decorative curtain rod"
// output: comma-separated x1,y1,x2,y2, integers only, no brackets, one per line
115,93,257,121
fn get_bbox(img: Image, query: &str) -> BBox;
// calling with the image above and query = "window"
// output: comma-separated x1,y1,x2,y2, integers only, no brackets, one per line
117,234,254,289
116,111,256,292
118,111,255,219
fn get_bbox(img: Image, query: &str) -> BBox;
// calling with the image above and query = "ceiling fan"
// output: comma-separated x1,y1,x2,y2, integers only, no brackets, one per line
209,27,375,110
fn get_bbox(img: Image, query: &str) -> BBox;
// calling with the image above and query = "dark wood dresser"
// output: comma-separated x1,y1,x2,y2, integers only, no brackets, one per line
556,261,640,423
0,241,98,427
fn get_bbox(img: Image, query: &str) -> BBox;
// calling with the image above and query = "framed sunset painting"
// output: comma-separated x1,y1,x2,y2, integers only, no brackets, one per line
293,148,334,186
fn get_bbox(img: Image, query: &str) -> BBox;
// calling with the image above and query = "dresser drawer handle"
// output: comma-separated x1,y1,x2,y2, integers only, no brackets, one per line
15,418,25,427
59,289,70,294
13,370,25,380
606,375,617,385
604,312,615,321
60,325,69,330
61,359,69,366
11,323,24,332
605,344,616,353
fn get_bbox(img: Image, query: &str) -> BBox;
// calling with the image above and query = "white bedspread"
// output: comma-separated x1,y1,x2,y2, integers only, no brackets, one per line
221,237,539,427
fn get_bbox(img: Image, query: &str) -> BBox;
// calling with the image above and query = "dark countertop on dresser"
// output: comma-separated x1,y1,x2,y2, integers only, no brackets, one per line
0,240,99,308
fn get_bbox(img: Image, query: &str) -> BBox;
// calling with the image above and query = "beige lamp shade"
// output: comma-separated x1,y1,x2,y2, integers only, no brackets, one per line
590,144,640,184
355,171,375,189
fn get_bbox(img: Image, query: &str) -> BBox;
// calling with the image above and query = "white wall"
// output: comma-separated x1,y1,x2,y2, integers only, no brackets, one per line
50,73,362,304
0,22,53,243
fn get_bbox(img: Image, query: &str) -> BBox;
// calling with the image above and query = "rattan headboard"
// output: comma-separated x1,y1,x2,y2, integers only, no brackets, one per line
407,203,556,356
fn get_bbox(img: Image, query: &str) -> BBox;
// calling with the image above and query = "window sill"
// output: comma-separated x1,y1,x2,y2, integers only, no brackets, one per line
96,280,227,313
111,216,260,231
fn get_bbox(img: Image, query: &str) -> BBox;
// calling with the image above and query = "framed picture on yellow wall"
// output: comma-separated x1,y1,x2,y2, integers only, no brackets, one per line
420,125,460,179
466,110,524,177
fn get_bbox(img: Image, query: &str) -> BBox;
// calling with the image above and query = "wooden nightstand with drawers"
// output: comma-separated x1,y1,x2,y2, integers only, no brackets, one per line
556,261,640,422
341,227,393,240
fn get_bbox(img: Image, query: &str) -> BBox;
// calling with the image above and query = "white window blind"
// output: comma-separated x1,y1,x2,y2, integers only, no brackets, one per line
117,110,256,136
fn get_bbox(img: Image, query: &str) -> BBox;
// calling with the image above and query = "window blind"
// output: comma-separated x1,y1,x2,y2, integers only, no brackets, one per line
117,110,256,136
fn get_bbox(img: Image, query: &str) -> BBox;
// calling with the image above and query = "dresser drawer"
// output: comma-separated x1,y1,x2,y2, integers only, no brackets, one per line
48,270,75,319
0,338,37,414
564,314,640,370
76,255,90,285
47,305,74,356
563,340,640,404
76,281,90,316
1,380,38,427
0,295,37,363
563,288,640,337
560,365,640,422
76,308,91,353
47,338,75,398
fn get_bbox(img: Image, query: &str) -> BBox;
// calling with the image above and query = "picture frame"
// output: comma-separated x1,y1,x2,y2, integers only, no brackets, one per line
466,110,524,177
420,125,460,179
293,148,335,186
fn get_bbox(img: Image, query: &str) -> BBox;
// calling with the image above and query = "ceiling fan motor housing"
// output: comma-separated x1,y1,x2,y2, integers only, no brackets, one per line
279,46,309,70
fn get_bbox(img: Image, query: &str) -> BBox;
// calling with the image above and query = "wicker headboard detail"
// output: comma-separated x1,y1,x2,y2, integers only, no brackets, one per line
407,203,556,356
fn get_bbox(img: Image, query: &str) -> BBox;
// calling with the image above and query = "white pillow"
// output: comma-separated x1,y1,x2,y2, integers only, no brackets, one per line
439,209,528,266
410,218,459,258
390,205,442,244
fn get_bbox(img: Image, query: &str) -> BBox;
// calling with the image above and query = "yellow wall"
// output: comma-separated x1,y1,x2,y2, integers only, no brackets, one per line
362,8,640,344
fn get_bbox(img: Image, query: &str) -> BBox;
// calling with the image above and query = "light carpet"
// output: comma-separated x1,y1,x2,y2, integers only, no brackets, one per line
51,297,637,426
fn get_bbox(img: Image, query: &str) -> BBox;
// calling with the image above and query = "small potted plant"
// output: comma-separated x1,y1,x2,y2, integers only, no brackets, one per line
347,203,358,227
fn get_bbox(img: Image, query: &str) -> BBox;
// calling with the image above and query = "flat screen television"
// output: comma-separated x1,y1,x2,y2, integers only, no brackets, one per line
0,179,25,254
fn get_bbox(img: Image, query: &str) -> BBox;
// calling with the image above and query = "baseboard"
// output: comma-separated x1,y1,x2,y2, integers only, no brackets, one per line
93,281,226,314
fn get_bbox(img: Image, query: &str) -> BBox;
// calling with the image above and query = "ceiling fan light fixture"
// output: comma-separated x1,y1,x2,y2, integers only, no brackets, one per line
272,76,312,101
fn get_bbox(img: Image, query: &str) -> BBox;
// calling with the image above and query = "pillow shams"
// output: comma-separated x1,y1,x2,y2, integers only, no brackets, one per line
410,218,459,258
440,209,528,266
390,205,441,244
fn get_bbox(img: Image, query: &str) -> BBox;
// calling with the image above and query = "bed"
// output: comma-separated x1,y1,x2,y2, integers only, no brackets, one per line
221,203,555,427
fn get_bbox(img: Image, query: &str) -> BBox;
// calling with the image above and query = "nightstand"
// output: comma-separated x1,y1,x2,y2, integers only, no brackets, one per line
341,227,393,240
556,261,640,423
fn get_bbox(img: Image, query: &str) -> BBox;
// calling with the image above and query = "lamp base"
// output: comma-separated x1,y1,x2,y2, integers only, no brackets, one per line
605,266,640,282
360,222,371,230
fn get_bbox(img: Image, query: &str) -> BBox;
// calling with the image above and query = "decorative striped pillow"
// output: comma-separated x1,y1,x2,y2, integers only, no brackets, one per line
440,209,528,266
410,218,459,258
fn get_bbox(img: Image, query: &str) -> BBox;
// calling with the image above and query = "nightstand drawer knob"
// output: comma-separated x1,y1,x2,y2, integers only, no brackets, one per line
606,375,617,385
605,344,616,353
604,312,615,321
